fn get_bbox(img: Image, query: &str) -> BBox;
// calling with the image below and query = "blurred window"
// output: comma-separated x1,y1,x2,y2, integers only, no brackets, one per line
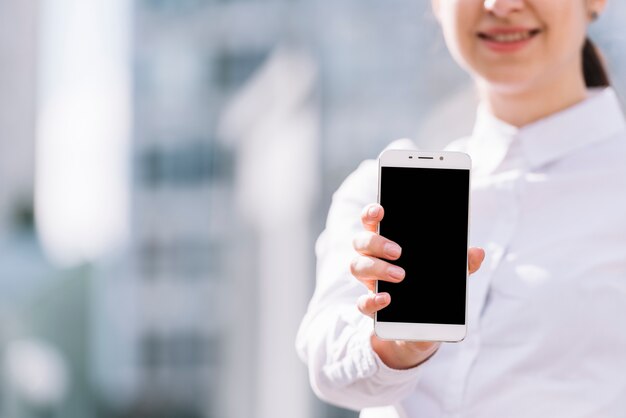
139,238,218,281
138,141,234,187
142,0,208,14
214,50,269,91
141,331,210,369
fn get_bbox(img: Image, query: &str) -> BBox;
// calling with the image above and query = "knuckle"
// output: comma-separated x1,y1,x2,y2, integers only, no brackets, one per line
356,296,369,314
363,232,377,249
360,204,370,218
351,255,378,280
357,294,375,316
350,256,371,275
349,257,360,276
351,236,360,251
352,231,369,251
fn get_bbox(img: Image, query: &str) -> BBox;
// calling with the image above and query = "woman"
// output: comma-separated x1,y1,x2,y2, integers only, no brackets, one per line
296,0,626,417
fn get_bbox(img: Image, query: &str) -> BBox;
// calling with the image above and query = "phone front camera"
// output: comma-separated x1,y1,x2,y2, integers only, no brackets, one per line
439,156,444,160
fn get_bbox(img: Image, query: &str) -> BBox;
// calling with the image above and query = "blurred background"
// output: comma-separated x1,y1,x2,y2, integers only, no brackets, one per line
1,1,626,417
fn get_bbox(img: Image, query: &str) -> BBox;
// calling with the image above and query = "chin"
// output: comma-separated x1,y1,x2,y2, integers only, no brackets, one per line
477,70,543,96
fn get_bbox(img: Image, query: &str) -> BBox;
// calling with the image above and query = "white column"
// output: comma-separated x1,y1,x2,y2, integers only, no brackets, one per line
35,0,131,267
220,46,318,418
35,0,138,408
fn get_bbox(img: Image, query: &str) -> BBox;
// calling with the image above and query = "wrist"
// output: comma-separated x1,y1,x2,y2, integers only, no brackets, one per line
371,333,440,370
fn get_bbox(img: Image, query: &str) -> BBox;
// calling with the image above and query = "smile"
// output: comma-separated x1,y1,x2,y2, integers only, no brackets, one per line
477,29,542,44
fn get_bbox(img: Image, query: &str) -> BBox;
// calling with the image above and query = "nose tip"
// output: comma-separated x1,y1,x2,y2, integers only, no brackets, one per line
484,0,524,18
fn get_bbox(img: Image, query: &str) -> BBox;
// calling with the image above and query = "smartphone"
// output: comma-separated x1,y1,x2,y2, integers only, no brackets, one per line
374,149,471,342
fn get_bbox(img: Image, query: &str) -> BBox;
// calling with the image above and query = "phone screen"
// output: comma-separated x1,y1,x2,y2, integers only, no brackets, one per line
378,166,470,325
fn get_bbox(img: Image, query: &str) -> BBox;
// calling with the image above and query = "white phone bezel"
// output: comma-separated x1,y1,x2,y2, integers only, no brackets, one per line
374,148,471,343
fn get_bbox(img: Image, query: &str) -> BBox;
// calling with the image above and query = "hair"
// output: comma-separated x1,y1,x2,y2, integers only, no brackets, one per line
583,37,610,87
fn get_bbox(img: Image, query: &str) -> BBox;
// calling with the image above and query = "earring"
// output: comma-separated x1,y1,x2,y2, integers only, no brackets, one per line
590,10,599,21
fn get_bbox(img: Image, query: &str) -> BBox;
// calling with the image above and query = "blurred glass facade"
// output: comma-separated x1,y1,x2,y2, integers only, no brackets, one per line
2,1,626,418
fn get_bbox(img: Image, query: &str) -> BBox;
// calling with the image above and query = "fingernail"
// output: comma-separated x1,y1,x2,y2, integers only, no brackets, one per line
368,206,379,218
375,293,389,304
384,243,401,258
388,265,405,280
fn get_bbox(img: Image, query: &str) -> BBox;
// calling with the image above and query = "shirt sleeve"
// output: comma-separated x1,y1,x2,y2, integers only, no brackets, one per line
295,144,423,411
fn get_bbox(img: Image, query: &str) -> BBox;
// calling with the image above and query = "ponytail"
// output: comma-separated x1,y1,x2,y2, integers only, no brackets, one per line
583,37,610,88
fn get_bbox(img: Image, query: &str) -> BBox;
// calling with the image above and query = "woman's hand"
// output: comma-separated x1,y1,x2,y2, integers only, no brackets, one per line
351,203,486,370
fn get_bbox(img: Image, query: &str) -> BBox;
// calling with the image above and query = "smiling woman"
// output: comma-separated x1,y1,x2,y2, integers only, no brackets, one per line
432,0,608,126
296,0,626,417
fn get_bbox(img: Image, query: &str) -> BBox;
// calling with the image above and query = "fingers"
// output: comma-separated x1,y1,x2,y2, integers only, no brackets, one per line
353,230,402,260
357,292,390,317
468,247,486,275
350,255,405,291
361,203,384,233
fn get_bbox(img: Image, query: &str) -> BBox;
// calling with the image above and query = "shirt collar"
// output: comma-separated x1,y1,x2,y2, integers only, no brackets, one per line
468,87,626,175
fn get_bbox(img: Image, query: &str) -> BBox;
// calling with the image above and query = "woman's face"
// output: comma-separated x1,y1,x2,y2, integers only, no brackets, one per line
433,0,607,94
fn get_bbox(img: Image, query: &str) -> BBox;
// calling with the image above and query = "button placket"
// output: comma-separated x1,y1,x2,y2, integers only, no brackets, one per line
441,171,522,415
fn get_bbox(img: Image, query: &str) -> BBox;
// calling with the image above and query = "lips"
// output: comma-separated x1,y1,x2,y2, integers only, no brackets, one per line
477,28,542,44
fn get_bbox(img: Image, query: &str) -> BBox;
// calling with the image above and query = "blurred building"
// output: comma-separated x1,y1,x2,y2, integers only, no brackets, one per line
94,1,317,418
0,2,83,417
0,0,37,234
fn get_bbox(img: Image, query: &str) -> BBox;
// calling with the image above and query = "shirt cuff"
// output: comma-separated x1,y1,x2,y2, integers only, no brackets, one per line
322,312,424,390
355,319,423,386
369,336,424,385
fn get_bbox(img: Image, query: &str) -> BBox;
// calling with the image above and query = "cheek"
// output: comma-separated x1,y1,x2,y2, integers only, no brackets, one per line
543,8,588,67
539,2,588,51
439,3,478,73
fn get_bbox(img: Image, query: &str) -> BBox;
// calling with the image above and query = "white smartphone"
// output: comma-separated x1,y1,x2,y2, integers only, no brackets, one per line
374,148,471,342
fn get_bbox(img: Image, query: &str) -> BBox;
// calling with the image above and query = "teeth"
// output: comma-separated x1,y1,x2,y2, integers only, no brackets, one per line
487,31,532,43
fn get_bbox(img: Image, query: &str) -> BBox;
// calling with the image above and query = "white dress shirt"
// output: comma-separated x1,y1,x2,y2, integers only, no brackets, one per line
296,87,626,418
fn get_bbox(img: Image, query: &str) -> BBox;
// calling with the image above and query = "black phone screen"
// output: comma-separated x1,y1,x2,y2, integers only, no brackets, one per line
377,166,469,325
